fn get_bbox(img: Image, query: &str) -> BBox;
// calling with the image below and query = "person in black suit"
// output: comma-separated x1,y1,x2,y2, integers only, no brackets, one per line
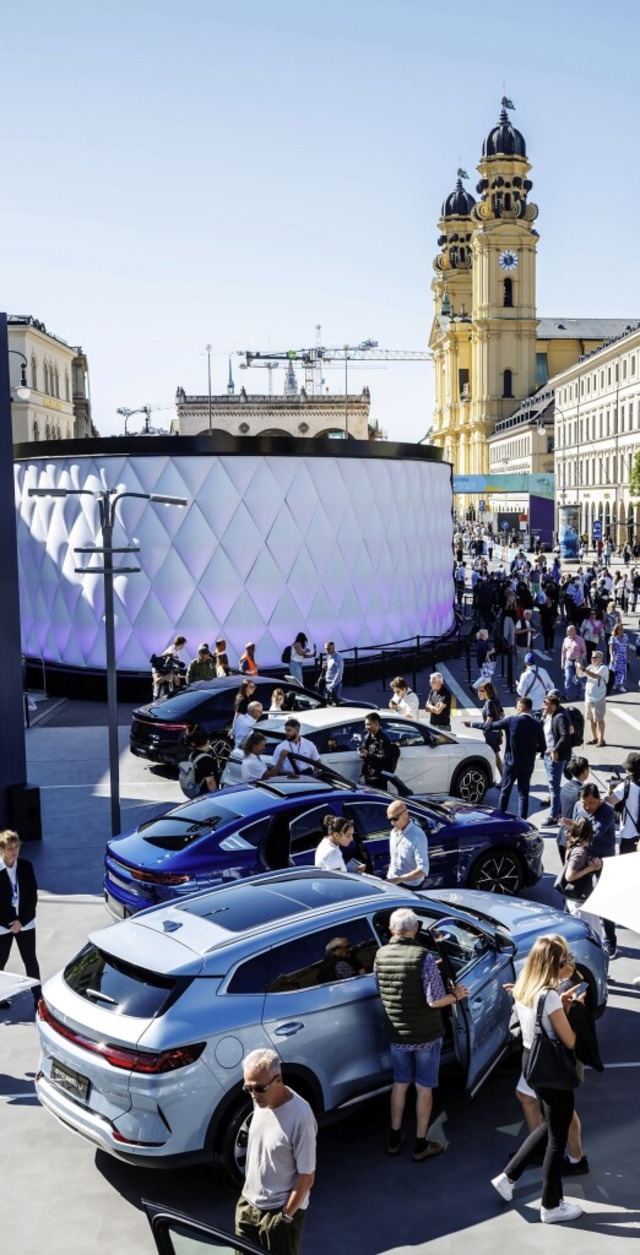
0,830,41,1010
490,697,546,820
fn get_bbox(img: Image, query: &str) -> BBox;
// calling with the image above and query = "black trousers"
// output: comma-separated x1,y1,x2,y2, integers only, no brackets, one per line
504,1080,575,1210
499,764,533,819
0,928,41,1002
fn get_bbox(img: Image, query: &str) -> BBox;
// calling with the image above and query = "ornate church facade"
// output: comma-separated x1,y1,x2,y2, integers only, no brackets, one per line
429,101,634,477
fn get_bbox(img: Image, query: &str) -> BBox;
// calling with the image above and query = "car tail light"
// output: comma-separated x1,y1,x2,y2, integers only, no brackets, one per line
111,1130,165,1147
130,869,193,885
150,721,190,732
38,1000,205,1073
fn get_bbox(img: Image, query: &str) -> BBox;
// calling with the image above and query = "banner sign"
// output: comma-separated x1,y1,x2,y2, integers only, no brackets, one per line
453,473,555,500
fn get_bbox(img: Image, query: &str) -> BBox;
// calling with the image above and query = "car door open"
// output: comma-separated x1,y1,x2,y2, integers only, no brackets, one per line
423,914,517,1097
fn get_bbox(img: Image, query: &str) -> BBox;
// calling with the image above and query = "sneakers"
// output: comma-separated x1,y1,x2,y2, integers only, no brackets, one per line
563,1155,589,1176
491,1172,514,1202
540,1200,583,1224
412,1139,444,1162
386,1131,405,1156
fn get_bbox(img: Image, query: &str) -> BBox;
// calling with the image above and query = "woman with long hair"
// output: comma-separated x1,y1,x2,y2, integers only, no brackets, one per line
240,730,281,784
288,632,313,685
234,678,257,715
463,680,504,780
314,816,367,874
609,620,630,692
491,935,584,1224
563,818,603,938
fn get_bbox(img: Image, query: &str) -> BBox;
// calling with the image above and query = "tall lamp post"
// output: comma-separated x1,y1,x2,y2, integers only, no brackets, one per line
28,485,187,836
205,344,213,435
0,314,33,829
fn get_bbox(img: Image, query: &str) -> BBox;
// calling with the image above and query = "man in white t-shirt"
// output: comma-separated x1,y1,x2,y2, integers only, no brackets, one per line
274,719,321,776
577,650,609,747
388,677,420,720
516,653,553,714
606,752,640,854
236,1048,316,1255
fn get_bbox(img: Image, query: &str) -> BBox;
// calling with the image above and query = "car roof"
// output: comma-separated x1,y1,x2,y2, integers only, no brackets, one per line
91,870,396,973
259,706,393,733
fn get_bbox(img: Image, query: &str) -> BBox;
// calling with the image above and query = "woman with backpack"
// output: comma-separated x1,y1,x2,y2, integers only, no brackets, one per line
286,632,314,685
178,728,218,799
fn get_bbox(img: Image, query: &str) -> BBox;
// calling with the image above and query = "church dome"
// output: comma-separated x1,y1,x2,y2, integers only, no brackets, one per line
483,102,526,159
442,175,475,218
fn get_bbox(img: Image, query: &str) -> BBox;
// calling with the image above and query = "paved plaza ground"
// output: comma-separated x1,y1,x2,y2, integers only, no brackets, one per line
2,643,640,1253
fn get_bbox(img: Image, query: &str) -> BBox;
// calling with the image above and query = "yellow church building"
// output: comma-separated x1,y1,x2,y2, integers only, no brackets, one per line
430,100,634,477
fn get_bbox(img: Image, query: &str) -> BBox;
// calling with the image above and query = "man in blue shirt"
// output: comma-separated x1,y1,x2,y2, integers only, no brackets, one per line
386,802,429,889
323,641,344,705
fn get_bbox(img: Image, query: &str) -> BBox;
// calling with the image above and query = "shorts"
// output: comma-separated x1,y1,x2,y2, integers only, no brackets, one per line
390,1039,442,1088
586,697,606,722
516,1072,537,1100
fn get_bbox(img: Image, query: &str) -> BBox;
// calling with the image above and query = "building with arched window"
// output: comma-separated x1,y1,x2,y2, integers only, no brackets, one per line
8,315,94,443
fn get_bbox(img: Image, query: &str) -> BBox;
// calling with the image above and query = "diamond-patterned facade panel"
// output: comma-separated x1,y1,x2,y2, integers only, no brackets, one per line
14,454,454,670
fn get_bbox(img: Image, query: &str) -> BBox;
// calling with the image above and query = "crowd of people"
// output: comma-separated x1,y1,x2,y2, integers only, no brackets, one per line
150,633,346,703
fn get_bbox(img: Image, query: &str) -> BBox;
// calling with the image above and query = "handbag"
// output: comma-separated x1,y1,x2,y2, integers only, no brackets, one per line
523,990,580,1091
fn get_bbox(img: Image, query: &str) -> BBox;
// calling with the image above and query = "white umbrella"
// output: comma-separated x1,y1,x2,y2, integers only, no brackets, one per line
582,854,640,936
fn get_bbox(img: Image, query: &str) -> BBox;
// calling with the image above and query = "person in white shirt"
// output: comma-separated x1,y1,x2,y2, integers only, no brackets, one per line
577,649,609,747
273,718,321,776
232,701,263,747
240,731,283,784
516,653,553,714
388,676,420,720
314,816,363,872
605,751,640,853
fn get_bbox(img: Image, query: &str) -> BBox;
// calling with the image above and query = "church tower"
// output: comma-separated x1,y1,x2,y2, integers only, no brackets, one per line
468,98,539,473
430,100,539,477
429,171,476,471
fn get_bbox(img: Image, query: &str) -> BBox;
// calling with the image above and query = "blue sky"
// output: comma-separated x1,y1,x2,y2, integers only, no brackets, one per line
3,0,640,442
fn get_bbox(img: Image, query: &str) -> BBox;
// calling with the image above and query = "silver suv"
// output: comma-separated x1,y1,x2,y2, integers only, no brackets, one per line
35,870,607,1182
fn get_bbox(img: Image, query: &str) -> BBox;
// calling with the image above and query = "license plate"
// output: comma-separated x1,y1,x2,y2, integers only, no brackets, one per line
51,1059,90,1102
105,893,127,918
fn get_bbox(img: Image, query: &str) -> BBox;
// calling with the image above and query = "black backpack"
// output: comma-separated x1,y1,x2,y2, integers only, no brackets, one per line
150,652,174,677
281,644,292,664
564,705,584,748
386,741,401,772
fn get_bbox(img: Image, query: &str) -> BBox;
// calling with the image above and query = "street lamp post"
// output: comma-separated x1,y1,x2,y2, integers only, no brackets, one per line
205,345,213,435
28,485,187,836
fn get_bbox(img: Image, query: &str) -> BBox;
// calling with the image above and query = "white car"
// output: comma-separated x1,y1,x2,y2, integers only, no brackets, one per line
222,707,495,803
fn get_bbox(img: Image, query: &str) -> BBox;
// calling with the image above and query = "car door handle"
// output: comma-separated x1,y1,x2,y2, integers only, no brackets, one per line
273,1022,305,1037
471,998,484,1010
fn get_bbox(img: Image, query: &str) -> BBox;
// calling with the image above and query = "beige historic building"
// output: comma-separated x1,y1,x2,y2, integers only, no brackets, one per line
172,361,374,440
430,101,636,478
9,315,93,443
550,324,640,544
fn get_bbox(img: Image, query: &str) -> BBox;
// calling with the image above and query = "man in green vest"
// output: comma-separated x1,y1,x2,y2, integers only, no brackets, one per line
374,908,468,1161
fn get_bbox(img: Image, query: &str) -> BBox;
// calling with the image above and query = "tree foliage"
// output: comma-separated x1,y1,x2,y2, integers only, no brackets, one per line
630,451,640,498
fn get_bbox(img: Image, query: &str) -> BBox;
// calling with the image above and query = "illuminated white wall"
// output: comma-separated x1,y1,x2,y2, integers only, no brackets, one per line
15,452,454,670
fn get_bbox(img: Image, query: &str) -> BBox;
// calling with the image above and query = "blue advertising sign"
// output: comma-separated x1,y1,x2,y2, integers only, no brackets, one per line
592,519,603,538
501,521,510,531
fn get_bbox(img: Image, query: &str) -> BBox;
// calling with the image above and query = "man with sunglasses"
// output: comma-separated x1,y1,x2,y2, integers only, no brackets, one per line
386,802,429,889
236,1048,317,1255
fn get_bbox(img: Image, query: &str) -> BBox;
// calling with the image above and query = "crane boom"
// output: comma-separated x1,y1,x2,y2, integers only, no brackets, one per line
238,346,430,365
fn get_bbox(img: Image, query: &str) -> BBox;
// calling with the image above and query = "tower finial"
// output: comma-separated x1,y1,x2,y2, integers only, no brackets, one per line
456,167,469,184
501,95,515,114
227,357,235,396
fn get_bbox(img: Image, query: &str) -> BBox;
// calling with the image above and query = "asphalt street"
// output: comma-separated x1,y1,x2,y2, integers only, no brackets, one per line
2,642,640,1253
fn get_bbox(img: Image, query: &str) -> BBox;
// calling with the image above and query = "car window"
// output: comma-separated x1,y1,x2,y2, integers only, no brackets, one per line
288,805,337,855
63,944,178,1017
426,917,490,976
382,719,430,747
313,721,365,753
344,800,390,839
219,818,271,853
226,950,271,994
285,690,323,712
266,920,378,993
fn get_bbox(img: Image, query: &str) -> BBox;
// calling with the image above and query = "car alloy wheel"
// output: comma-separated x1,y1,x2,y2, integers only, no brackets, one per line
218,1094,254,1186
470,849,524,895
453,764,490,804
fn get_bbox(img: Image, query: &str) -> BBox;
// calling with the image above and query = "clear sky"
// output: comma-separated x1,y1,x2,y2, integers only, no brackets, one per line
4,0,640,442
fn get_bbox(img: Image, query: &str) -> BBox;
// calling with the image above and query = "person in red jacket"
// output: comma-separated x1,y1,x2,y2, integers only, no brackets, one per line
0,830,41,1011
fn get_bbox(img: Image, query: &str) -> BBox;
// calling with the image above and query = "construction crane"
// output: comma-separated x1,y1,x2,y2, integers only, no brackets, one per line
237,339,431,396
116,404,174,435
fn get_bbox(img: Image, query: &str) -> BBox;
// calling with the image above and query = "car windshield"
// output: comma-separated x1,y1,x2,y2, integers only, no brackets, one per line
63,944,178,1017
145,689,223,717
178,876,383,933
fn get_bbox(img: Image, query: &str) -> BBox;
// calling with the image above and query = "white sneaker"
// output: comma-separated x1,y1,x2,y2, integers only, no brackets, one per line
540,1200,583,1224
491,1172,514,1202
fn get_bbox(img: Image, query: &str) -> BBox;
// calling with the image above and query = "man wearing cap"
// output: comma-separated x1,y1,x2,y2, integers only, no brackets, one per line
186,643,217,685
515,652,553,715
577,650,609,747
239,642,259,676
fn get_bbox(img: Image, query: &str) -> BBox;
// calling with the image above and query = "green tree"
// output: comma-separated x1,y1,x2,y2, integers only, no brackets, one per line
630,451,640,498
